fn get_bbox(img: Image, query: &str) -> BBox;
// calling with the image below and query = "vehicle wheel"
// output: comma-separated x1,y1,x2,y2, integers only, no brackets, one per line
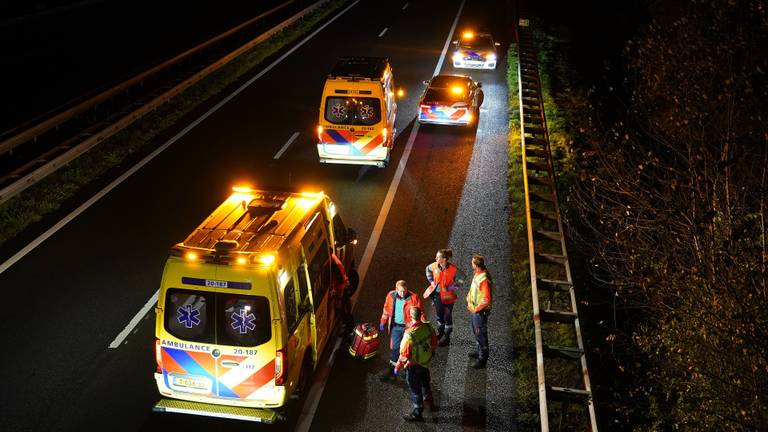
281,355,313,422
296,356,313,398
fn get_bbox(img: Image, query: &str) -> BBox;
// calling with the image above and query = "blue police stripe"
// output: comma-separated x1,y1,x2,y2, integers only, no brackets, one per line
181,277,250,290
327,129,349,144
164,347,238,398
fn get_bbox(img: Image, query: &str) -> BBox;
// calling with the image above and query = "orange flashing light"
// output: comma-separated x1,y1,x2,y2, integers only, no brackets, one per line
185,252,198,261
462,31,474,39
258,254,276,266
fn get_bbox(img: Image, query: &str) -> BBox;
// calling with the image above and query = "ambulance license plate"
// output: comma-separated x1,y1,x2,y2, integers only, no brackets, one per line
325,144,349,155
171,374,211,392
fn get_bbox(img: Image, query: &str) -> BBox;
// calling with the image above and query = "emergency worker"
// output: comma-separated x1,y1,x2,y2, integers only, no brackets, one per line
394,306,437,422
329,253,354,334
424,249,463,346
466,254,492,368
379,280,425,381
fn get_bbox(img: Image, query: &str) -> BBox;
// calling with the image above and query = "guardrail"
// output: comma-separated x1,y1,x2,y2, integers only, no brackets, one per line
0,0,330,205
515,17,599,431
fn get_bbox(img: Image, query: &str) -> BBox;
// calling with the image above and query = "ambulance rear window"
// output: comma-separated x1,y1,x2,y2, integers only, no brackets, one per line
325,97,381,126
220,295,271,347
165,289,271,347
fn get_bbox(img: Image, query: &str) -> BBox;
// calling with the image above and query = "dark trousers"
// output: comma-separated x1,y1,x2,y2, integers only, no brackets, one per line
389,324,405,364
471,311,489,361
405,364,432,412
431,295,454,336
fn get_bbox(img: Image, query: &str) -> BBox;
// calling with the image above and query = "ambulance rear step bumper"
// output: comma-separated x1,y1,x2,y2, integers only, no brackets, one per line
153,398,281,423
319,157,387,168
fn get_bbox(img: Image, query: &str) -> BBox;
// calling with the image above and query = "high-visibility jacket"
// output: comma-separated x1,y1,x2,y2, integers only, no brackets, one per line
467,270,492,313
425,262,459,305
395,321,437,370
380,290,425,330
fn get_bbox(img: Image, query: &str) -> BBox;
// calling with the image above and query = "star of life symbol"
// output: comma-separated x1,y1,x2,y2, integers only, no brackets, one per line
331,103,347,119
177,304,201,328
231,308,256,334
359,104,374,119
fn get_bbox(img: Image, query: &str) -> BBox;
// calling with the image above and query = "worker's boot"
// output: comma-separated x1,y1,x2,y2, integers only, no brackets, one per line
403,409,424,422
379,365,395,382
438,328,452,347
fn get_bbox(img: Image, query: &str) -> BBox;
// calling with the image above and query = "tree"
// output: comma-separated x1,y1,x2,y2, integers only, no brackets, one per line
569,0,768,429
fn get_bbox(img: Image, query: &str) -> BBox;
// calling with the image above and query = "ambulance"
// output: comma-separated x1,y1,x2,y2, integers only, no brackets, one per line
317,57,398,168
153,187,358,423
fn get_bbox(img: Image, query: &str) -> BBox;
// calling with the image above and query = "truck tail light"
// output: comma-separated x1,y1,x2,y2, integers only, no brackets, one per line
275,349,286,385
155,339,163,374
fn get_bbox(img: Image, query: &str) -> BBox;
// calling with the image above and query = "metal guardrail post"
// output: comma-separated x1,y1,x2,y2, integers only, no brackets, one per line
0,0,331,205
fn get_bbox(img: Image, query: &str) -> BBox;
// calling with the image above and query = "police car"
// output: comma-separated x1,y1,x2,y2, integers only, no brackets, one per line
418,74,483,127
451,31,500,70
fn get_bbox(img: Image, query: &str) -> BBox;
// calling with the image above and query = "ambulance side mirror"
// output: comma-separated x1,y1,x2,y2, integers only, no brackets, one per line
494,42,501,46
422,80,430,85
452,40,458,45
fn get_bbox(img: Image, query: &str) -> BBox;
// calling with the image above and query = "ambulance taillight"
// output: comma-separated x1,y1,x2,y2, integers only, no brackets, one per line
155,339,163,374
275,349,286,385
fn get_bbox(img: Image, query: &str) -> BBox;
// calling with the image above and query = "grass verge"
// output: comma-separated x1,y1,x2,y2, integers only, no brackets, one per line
0,0,347,248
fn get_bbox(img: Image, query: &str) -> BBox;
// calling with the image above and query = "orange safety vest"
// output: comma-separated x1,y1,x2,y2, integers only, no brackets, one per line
431,262,458,305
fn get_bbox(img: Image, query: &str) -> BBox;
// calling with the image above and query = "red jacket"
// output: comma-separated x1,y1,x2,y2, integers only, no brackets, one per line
330,254,349,310
425,262,459,304
380,290,425,330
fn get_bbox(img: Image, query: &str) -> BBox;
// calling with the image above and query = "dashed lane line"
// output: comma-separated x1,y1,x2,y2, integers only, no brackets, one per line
295,1,466,430
274,131,300,159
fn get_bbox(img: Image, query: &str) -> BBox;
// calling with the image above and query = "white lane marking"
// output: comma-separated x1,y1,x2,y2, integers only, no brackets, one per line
109,290,158,348
352,123,420,305
0,0,361,277
402,3,409,10
274,132,300,159
295,2,466,431
432,0,464,77
378,27,388,37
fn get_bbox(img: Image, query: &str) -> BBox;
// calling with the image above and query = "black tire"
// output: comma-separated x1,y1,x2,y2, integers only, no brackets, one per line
296,355,313,397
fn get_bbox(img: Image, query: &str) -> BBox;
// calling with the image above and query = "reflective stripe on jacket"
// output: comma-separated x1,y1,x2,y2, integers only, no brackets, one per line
380,290,424,329
467,270,492,313
397,321,437,369
426,262,458,305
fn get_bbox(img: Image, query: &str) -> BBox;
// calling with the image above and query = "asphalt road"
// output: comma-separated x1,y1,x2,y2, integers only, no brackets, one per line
0,0,516,430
